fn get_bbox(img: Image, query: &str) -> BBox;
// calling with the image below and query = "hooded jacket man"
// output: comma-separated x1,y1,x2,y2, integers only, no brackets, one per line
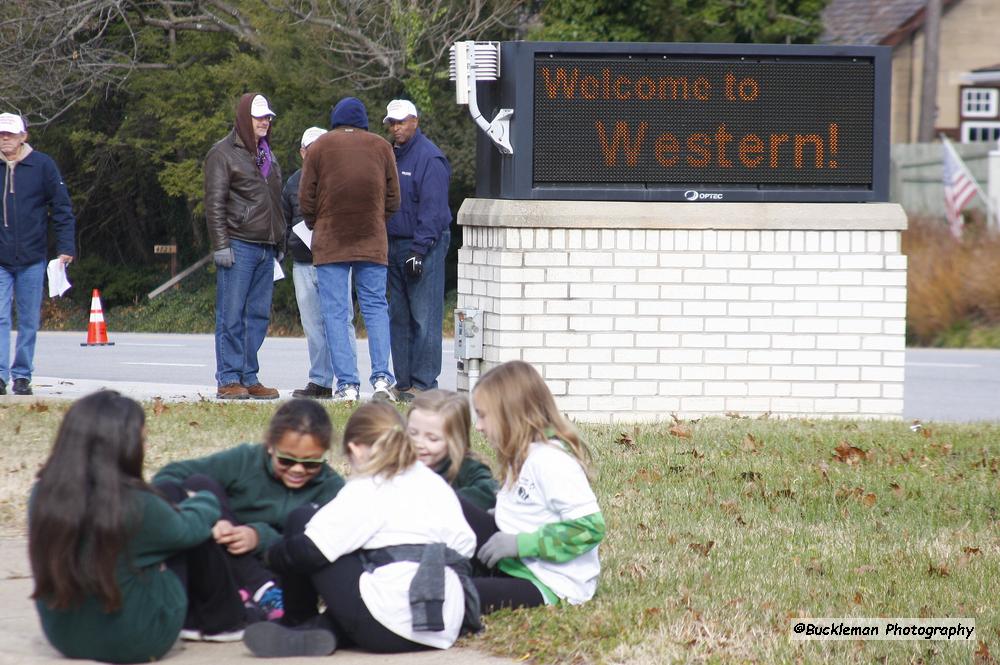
298,97,400,402
0,112,75,396
204,93,284,400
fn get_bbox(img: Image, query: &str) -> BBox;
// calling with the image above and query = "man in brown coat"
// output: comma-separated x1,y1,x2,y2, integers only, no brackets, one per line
299,97,400,402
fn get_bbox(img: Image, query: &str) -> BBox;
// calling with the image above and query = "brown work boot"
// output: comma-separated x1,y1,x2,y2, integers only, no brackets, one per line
246,383,279,400
217,383,250,400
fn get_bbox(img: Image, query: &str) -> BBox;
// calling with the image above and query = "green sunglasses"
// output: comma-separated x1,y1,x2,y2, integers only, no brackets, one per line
272,451,326,470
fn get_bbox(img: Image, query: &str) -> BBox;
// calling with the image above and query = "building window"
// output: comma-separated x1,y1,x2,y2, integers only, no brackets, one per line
961,121,1000,143
962,88,999,118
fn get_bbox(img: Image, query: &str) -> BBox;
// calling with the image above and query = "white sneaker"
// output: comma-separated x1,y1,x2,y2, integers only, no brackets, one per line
179,628,202,641
372,378,397,402
331,385,359,403
202,628,245,642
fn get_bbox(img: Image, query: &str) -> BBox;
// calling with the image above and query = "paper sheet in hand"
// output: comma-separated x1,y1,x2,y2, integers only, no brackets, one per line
273,258,285,281
292,221,312,249
46,259,71,297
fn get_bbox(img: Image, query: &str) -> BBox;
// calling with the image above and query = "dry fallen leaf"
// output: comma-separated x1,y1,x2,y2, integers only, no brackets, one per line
833,441,868,464
862,492,877,507
890,482,904,498
817,461,830,482
741,433,762,452
962,547,982,556
853,591,863,605
615,431,637,451
669,423,692,439
28,402,49,413
974,640,993,665
927,561,950,578
688,541,715,557
720,500,740,515
152,398,167,416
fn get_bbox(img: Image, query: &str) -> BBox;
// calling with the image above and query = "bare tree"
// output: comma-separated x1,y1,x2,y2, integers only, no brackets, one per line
0,0,268,126
0,1,138,125
263,0,526,90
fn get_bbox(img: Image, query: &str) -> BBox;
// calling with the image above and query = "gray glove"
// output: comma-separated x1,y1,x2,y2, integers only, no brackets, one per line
213,247,234,268
477,532,519,568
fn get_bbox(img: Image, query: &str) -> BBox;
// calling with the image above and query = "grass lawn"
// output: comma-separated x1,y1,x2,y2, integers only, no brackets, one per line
2,401,997,663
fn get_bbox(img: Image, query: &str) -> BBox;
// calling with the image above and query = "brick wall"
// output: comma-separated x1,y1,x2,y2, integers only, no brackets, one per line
456,200,908,423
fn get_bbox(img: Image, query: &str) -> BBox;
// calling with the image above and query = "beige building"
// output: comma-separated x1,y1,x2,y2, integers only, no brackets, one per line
822,0,1000,144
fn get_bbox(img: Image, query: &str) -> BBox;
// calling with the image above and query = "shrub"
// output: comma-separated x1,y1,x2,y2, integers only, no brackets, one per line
903,213,1000,346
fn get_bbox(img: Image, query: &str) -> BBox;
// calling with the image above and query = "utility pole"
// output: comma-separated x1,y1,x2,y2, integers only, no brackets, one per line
917,0,942,142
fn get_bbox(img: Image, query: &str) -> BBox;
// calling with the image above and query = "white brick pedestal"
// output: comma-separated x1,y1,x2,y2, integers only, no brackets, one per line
456,199,908,423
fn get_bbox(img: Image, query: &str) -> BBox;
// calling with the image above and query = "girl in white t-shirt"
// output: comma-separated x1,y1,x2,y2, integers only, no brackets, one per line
465,360,606,612
242,401,478,658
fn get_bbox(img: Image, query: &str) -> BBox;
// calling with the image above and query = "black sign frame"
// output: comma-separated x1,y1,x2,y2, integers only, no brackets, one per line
473,41,891,203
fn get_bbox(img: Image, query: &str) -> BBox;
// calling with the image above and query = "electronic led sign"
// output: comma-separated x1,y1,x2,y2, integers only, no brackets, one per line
472,42,890,202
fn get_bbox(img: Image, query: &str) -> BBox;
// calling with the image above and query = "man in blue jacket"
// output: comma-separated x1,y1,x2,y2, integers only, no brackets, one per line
383,100,452,401
0,112,75,396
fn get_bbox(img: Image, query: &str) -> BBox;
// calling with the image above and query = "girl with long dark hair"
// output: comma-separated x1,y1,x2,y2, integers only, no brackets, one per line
29,391,243,663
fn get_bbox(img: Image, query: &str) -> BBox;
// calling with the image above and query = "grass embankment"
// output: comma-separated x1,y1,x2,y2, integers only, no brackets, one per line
2,401,997,663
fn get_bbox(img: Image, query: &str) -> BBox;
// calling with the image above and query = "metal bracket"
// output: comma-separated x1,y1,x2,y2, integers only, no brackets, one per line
454,41,514,156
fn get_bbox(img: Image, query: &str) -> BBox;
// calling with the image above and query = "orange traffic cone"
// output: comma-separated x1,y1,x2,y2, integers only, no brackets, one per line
81,289,115,346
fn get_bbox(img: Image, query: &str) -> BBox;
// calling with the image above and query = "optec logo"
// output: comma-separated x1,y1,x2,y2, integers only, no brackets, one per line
684,190,724,201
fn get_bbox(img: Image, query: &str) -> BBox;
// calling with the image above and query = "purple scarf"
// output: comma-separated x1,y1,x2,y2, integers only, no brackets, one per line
256,139,272,179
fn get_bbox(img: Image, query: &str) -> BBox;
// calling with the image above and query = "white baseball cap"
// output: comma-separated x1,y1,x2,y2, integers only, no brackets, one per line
300,126,326,148
250,95,276,118
0,113,26,134
383,99,418,123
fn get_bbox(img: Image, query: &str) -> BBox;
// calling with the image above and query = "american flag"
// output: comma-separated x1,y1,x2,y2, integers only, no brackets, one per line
942,140,976,239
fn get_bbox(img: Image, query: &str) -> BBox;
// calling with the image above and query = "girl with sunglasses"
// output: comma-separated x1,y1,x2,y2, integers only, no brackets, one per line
242,401,479,658
152,399,345,634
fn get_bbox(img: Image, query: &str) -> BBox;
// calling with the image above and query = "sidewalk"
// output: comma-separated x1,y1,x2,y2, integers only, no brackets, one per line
0,538,514,665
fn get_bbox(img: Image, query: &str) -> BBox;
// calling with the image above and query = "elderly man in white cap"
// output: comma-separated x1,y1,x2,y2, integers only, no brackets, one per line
382,99,452,401
282,126,357,399
204,93,285,400
0,112,76,396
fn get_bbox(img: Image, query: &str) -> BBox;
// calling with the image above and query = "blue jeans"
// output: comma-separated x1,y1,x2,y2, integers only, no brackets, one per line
316,261,393,390
0,261,45,384
214,239,275,386
292,261,356,388
387,231,448,391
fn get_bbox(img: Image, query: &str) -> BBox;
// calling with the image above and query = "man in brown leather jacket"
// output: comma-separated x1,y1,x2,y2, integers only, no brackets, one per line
204,93,285,400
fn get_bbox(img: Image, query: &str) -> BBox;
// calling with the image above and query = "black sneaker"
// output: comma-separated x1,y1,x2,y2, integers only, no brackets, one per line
0,378,5,395
12,378,31,395
243,619,336,658
292,382,333,399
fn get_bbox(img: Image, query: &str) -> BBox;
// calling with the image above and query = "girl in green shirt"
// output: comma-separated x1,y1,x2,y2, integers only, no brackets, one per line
29,391,244,663
406,389,499,510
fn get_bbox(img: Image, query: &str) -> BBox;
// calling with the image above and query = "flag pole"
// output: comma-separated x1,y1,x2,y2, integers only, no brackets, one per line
940,134,998,229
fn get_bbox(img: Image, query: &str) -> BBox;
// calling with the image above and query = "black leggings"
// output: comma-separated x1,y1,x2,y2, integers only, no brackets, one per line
156,475,274,594
279,504,429,654
458,496,545,614
155,478,246,634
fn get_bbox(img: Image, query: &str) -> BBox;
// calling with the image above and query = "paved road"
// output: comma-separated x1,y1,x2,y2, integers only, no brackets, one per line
7,332,1000,423
902,347,1000,423
23,331,455,401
